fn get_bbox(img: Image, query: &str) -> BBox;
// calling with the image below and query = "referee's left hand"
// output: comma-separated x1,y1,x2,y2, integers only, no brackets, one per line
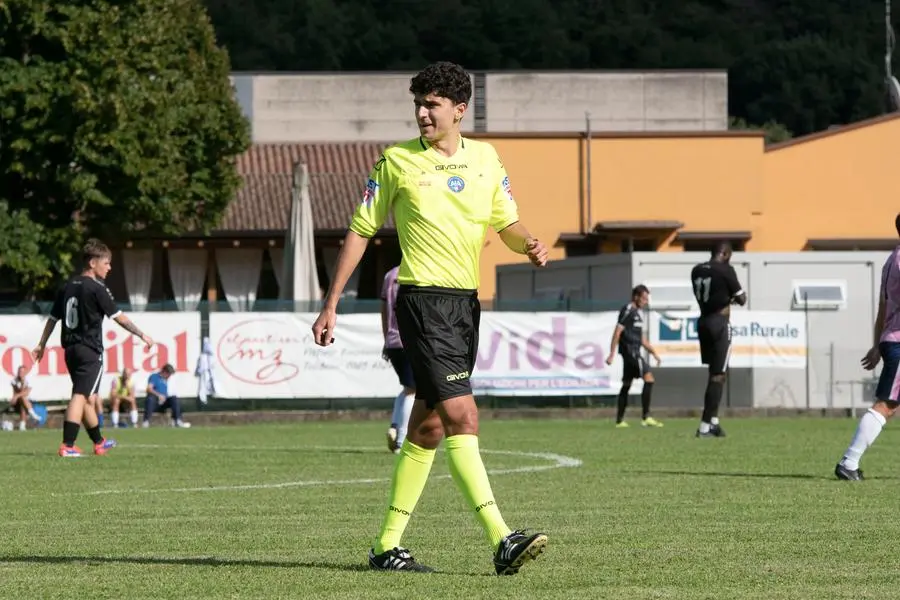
525,238,548,267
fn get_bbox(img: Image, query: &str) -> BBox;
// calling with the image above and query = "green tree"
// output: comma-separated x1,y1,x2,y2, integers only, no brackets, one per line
0,0,250,296
0,201,52,290
204,0,898,137
728,117,793,145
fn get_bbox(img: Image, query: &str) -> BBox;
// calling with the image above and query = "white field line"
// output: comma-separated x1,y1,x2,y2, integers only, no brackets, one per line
66,444,582,496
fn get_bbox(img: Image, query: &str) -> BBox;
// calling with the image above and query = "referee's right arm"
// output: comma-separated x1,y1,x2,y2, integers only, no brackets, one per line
314,154,396,346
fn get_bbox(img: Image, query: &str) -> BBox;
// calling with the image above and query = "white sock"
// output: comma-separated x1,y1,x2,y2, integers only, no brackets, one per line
841,408,887,470
699,421,711,433
395,393,416,446
130,410,139,425
28,409,38,419
389,391,405,429
18,421,26,431
111,411,120,426
710,417,720,426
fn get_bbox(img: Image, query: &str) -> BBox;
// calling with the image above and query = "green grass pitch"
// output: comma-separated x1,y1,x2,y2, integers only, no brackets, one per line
0,417,895,599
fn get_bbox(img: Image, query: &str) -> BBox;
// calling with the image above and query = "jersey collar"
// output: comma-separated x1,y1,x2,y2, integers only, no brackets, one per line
418,135,466,155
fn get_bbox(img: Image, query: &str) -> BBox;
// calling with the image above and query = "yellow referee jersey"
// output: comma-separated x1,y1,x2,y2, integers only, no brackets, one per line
349,137,520,290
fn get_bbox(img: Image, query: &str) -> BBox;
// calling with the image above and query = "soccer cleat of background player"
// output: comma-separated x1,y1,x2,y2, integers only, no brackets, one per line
690,242,747,438
311,61,549,575
606,284,663,428
32,239,155,457
835,213,900,480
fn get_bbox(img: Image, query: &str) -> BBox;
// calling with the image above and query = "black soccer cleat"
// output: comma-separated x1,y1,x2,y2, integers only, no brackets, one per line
368,547,435,573
493,529,548,575
696,424,726,438
835,463,864,481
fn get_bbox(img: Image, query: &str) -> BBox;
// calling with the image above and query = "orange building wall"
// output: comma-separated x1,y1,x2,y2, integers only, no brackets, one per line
586,135,766,242
477,138,582,300
763,117,900,249
471,115,900,299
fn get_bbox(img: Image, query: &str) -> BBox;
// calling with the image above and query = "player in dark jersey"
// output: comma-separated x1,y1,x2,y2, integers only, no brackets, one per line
606,285,663,428
31,239,154,457
689,242,747,438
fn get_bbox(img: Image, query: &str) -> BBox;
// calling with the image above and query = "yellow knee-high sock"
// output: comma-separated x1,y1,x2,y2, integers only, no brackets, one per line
373,439,436,555
445,434,512,550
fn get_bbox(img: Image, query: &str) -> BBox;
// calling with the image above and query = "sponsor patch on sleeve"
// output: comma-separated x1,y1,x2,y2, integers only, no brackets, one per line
361,178,379,206
501,175,513,201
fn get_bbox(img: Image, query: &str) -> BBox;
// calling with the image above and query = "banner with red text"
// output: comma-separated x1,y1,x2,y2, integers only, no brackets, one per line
208,312,630,398
0,313,201,401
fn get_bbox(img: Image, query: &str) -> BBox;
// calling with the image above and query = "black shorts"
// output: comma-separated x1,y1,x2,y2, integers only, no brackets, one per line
621,353,650,381
384,347,415,389
395,285,480,409
65,345,104,397
697,314,732,375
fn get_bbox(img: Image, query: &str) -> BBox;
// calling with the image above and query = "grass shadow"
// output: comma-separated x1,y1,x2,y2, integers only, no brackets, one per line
629,469,900,481
0,554,487,576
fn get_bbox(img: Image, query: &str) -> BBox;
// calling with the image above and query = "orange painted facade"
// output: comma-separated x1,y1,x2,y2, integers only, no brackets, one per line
475,113,900,299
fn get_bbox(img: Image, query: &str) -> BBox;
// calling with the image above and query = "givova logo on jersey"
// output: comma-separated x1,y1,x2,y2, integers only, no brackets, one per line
657,314,699,341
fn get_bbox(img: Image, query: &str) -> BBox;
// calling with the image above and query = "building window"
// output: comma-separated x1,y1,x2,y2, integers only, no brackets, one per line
256,250,280,301
682,239,747,252
620,238,658,252
564,240,599,257
644,280,697,310
791,280,847,310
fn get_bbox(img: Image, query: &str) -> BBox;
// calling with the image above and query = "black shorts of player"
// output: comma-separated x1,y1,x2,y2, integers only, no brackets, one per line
621,352,650,381
65,344,104,397
383,347,415,389
697,313,732,375
395,285,480,409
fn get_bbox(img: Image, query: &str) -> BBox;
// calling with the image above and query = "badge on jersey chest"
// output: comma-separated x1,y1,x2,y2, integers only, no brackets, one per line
447,175,465,193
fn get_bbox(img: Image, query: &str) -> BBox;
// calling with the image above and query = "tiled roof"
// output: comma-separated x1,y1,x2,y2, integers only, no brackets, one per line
217,142,390,232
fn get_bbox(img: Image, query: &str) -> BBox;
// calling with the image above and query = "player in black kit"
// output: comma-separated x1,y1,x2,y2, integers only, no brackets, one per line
690,242,747,438
31,239,154,457
606,285,663,427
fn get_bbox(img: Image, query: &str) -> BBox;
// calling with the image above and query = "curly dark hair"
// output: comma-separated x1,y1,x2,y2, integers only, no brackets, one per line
409,61,472,105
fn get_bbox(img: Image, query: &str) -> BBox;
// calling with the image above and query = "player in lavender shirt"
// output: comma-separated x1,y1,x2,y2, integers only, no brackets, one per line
836,213,900,480
381,264,416,453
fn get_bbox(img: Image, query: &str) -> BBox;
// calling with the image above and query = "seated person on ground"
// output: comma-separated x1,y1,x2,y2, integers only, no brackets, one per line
10,366,40,431
143,364,191,428
109,367,139,428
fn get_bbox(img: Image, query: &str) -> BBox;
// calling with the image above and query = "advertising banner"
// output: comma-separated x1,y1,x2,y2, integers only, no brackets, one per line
0,313,202,401
649,310,807,369
209,311,631,398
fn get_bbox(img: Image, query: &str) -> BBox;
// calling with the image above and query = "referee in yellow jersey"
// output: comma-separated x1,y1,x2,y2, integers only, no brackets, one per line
312,61,550,575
